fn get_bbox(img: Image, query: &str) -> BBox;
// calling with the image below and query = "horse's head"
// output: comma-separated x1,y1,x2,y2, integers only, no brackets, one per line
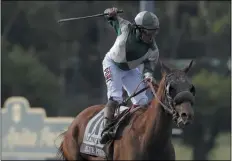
158,60,195,128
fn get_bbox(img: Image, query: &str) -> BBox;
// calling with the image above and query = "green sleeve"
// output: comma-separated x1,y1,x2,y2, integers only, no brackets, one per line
107,17,122,36
105,16,130,36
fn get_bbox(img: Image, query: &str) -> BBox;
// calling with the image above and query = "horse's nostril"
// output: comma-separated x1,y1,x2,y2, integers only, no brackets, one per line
181,113,188,119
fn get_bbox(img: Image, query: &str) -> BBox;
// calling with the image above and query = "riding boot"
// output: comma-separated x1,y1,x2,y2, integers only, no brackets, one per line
100,99,119,144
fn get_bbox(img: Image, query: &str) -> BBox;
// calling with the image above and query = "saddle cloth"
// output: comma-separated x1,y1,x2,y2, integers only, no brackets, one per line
80,106,129,158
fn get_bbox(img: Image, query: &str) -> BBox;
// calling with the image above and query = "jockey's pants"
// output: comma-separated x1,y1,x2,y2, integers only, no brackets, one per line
102,55,149,106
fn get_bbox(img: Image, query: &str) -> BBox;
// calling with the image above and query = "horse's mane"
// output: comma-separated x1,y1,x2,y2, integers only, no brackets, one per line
151,75,167,107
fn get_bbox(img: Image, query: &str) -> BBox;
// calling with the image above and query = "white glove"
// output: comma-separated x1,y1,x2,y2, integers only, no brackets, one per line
104,7,118,18
144,72,156,83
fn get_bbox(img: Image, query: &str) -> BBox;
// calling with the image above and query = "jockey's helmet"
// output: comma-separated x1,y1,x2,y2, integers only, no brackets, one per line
134,11,159,43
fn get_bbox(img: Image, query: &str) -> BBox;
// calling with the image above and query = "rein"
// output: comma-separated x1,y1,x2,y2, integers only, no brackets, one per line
121,80,149,106
147,81,173,115
121,79,173,115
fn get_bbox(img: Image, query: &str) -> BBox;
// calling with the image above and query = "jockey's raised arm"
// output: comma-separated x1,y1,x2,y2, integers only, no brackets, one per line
104,8,131,36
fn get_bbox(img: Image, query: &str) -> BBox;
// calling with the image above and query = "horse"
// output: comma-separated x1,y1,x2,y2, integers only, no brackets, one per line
57,60,196,160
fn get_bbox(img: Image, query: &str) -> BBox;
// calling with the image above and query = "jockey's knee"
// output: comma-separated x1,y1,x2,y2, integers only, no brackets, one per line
108,96,123,105
134,97,149,106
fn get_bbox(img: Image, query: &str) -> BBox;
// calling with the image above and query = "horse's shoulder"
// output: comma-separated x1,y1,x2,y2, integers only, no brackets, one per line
127,107,148,130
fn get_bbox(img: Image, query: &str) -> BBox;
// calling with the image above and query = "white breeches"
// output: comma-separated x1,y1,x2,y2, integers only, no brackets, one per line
102,56,149,105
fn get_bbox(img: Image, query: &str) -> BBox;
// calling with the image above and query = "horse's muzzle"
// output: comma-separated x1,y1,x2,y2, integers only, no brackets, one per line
173,91,195,128
174,101,194,128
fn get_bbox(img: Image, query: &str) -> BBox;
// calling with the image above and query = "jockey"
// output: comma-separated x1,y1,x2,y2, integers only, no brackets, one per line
100,7,160,144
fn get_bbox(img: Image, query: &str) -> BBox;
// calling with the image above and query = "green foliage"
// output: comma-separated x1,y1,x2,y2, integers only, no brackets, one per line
192,69,231,114
2,44,61,115
212,14,230,34
209,1,231,33
181,70,230,160
174,133,230,160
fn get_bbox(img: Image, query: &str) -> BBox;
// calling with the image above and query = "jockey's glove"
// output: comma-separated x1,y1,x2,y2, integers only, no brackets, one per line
104,7,118,20
144,72,156,84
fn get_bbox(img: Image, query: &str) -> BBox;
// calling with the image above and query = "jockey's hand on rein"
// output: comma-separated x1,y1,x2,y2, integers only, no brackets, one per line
104,7,118,19
144,72,156,84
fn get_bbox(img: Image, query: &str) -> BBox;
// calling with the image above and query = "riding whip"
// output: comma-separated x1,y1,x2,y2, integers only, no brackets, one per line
57,10,123,23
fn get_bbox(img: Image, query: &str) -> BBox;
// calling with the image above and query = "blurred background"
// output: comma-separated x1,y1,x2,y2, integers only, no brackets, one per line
1,0,231,160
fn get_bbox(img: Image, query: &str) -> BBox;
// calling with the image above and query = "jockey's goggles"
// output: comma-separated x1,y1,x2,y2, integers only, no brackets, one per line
141,27,159,36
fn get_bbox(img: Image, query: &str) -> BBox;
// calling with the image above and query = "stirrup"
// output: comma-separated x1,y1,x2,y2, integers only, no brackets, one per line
100,132,109,144
100,130,114,144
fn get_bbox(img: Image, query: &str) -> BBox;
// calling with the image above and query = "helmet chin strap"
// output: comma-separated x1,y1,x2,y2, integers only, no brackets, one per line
141,34,153,44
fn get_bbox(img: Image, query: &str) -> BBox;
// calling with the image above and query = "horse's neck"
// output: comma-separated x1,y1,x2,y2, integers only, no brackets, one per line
143,79,172,147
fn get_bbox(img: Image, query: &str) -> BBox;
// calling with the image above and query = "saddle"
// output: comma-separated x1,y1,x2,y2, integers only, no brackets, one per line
80,104,145,159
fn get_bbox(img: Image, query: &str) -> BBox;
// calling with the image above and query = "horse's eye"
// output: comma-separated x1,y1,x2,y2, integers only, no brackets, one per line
190,85,196,96
167,84,176,98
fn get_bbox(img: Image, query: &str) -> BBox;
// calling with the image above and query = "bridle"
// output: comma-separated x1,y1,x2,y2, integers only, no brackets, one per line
147,72,195,124
121,72,195,126
147,81,174,115
147,73,177,115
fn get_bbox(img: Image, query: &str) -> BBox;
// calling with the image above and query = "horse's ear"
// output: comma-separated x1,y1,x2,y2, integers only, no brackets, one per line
183,60,194,73
160,60,171,76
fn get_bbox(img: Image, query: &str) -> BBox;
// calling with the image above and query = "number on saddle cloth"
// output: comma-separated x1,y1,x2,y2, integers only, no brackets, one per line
80,105,130,158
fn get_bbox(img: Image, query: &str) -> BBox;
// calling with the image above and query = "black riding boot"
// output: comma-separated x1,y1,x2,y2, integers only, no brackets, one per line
100,99,118,144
